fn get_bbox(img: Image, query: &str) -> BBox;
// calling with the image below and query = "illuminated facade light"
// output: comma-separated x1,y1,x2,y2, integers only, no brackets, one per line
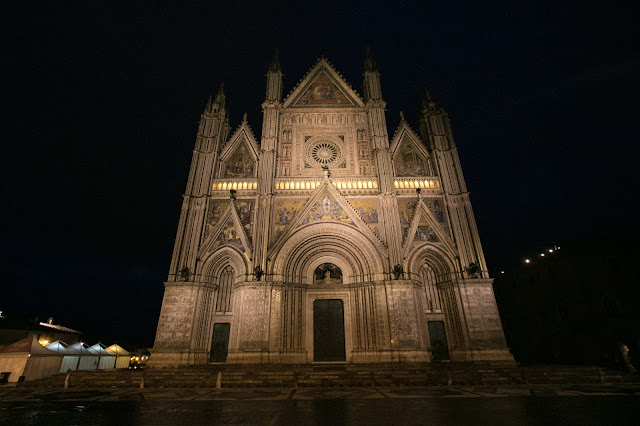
525,259,531,263
548,249,553,253
540,253,545,257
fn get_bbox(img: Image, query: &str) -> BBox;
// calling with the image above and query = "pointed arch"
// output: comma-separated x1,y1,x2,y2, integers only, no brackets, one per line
199,245,249,284
405,243,458,283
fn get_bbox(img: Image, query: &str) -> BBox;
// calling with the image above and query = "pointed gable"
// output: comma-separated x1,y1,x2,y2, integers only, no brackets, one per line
219,120,259,179
403,199,457,256
200,199,254,259
283,58,365,108
390,123,432,177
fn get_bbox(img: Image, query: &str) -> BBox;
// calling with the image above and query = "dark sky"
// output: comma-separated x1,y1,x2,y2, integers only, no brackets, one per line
3,2,638,348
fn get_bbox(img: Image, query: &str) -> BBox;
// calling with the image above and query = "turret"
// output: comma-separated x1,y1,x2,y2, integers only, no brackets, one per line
363,48,382,102
265,50,283,102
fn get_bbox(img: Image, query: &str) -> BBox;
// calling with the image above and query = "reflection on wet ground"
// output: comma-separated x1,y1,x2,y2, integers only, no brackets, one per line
0,385,639,425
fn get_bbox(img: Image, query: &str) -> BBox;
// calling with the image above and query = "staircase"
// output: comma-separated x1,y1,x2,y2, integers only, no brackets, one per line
20,362,639,389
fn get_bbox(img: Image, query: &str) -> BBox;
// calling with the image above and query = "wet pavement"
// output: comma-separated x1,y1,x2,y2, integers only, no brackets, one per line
1,384,639,425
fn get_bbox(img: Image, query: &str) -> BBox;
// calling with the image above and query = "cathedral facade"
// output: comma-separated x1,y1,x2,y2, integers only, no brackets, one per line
150,52,513,366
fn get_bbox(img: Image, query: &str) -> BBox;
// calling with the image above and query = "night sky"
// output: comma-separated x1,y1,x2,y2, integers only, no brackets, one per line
3,2,638,349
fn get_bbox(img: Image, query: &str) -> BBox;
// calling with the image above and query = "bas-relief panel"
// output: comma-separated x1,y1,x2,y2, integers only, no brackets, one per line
294,71,353,106
301,195,352,225
223,142,255,178
349,199,380,234
155,287,196,348
395,141,429,177
273,199,306,241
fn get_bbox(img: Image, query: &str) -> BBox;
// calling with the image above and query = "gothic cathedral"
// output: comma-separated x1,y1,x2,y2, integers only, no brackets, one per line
150,52,513,366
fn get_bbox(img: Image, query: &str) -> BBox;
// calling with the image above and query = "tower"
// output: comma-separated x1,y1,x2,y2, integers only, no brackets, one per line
150,51,513,366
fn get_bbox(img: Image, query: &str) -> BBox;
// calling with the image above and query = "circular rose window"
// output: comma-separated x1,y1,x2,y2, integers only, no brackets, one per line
306,139,343,167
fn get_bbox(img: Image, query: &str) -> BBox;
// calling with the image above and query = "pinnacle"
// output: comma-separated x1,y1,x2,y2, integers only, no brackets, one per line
364,47,377,72
215,83,226,103
242,112,248,123
269,49,281,72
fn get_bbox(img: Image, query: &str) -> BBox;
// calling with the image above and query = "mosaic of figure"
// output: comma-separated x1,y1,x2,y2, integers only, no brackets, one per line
302,195,351,224
224,142,255,178
398,199,418,233
395,142,429,177
273,200,305,241
295,71,350,106
414,226,438,243
349,199,380,233
205,200,229,236
236,200,253,233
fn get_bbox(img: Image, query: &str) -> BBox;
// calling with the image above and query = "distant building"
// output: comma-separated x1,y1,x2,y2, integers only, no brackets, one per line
494,239,640,369
0,316,82,346
151,52,513,366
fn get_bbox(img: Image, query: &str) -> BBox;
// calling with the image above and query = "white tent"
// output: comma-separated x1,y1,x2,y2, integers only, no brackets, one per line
68,342,100,370
45,340,80,373
89,343,116,369
0,336,62,382
105,344,131,369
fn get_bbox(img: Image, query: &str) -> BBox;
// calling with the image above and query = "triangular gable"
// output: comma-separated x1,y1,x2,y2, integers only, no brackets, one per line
283,58,365,108
390,123,428,158
391,125,432,178
219,121,259,179
403,199,456,256
199,200,253,259
269,182,385,254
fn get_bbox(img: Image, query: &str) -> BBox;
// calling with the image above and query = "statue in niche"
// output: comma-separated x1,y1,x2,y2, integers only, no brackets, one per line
314,263,342,284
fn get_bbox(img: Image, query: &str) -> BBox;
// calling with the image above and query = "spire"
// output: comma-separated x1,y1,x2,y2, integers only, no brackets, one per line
364,47,378,72
269,49,281,72
215,83,226,107
265,51,283,102
420,86,440,112
363,47,382,102
204,95,213,112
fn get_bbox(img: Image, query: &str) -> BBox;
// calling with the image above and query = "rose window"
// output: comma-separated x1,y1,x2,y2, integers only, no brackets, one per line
306,139,343,167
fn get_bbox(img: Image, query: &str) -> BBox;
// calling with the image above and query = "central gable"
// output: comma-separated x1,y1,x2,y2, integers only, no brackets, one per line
283,58,365,108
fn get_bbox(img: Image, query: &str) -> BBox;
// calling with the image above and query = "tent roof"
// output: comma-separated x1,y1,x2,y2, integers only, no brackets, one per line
45,340,80,355
0,335,61,356
68,342,100,355
105,344,130,355
89,343,113,355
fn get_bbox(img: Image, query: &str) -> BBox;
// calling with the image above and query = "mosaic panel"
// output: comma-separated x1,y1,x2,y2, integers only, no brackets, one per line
223,141,255,178
301,194,352,225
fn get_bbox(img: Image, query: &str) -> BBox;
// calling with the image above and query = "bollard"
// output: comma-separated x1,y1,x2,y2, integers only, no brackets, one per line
370,371,375,387
64,370,71,389
293,372,298,390
216,371,222,389
447,368,452,387
140,370,146,389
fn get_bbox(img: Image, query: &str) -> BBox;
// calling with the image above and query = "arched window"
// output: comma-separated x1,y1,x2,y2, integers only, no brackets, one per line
421,263,442,312
215,266,235,313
